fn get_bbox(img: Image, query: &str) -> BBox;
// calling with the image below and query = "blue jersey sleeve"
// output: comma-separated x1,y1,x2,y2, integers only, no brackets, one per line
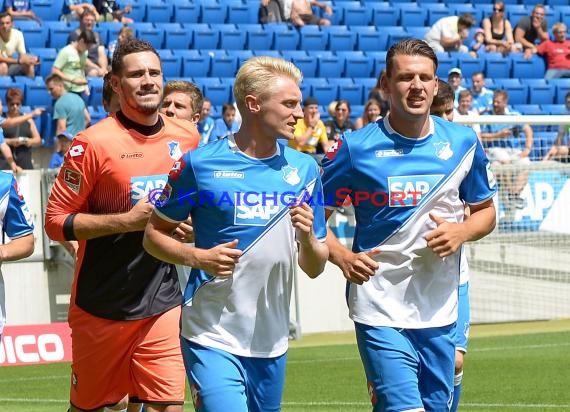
155,151,200,222
460,140,497,204
320,137,354,208
309,165,327,241
3,175,34,238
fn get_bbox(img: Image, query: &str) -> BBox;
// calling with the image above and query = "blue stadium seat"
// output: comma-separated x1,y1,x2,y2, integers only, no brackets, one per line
322,26,356,52
28,47,57,78
549,79,570,104
365,51,387,77
164,27,192,50
227,50,254,66
16,21,46,48
127,3,146,21
157,49,182,78
530,131,559,160
304,78,337,105
226,1,258,24
341,2,373,26
351,26,385,51
512,104,542,115
543,7,560,27
209,52,238,78
25,79,52,107
30,0,62,21
426,4,451,26
494,78,529,105
200,1,228,24
282,50,317,77
435,52,457,79
268,25,300,50
335,79,364,106
245,25,272,50
511,54,546,79
87,76,104,107
483,52,512,79
540,104,567,115
178,50,210,77
87,106,107,126
394,3,427,27
312,51,342,78
406,27,429,40
135,27,164,50
336,51,372,78
212,24,246,50
97,21,124,44
47,23,72,49
299,26,327,51
525,78,555,105
190,24,220,49
446,4,483,25
386,32,411,50
455,52,485,79
252,50,282,58
358,77,379,100
173,0,200,23
370,3,399,27
0,77,15,106
145,1,174,23
202,79,233,106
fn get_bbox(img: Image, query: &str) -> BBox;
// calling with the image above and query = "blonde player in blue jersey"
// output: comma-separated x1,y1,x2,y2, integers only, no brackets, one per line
321,38,497,412
431,78,472,412
143,56,329,412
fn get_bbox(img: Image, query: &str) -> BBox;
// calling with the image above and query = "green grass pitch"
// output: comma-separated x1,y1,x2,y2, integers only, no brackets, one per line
1,320,569,412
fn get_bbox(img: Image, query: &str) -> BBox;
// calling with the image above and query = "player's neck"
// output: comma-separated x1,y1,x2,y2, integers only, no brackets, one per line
387,112,430,138
233,130,277,159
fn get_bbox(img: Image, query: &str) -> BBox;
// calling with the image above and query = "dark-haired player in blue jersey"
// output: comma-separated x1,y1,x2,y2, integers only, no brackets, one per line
143,56,329,412
321,38,497,412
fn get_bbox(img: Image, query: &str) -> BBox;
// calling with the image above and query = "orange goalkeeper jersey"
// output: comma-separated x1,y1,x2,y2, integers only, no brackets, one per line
45,113,199,320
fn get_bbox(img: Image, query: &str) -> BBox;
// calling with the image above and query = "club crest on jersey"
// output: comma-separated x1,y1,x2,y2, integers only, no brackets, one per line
131,175,168,205
67,142,87,163
12,179,23,201
234,192,282,226
168,158,186,181
167,140,182,160
63,168,82,193
325,139,343,160
388,174,444,207
434,141,453,160
282,166,300,186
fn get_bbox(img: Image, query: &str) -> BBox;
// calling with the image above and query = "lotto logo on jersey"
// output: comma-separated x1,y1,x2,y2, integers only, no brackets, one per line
131,175,168,205
234,192,282,226
388,174,444,207
67,142,88,163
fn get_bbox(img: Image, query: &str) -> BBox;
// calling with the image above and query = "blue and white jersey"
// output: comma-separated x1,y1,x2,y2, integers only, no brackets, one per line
155,136,327,358
0,172,34,334
197,117,215,146
471,87,494,114
481,109,525,150
321,116,496,328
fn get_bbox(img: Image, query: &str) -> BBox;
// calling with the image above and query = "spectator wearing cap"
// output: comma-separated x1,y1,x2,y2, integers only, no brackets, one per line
481,2,518,55
535,22,570,80
447,68,466,108
48,132,74,169
424,13,475,53
290,96,330,156
470,71,494,115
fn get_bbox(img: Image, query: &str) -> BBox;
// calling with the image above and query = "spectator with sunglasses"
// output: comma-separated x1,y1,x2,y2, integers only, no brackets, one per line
481,2,518,55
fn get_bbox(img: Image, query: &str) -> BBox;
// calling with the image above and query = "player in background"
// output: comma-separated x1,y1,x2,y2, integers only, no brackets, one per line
161,80,203,126
0,171,34,339
44,38,199,412
321,39,496,411
143,56,329,412
431,78,472,412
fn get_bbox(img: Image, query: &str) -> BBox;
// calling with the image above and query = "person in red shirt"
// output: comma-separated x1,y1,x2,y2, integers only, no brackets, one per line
536,22,570,80
44,38,199,412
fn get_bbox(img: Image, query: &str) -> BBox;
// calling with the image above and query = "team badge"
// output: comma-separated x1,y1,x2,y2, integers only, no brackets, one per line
168,158,185,181
282,165,300,186
434,141,453,160
63,168,82,193
67,142,88,163
168,140,182,160
12,179,24,201
325,139,343,160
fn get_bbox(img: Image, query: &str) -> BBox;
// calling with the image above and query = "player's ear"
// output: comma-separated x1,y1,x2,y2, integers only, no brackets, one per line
244,95,260,113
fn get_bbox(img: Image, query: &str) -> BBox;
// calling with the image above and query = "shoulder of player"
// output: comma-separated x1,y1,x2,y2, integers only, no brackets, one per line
161,115,200,145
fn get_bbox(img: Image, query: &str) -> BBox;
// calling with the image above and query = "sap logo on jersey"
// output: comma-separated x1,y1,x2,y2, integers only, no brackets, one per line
388,174,444,207
234,192,282,226
131,175,168,204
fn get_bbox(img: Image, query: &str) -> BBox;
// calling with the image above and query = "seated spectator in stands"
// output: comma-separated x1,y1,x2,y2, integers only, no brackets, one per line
101,71,119,114
543,91,570,161
367,69,390,118
513,4,548,60
424,13,475,53
93,0,133,24
534,23,570,80
67,10,108,77
197,98,215,146
0,12,39,78
259,0,287,23
108,26,134,58
212,103,240,141
290,0,332,27
45,74,89,137
430,80,455,121
60,0,100,22
354,98,382,130
448,67,466,108
454,89,482,141
48,132,74,169
325,100,354,142
470,71,494,115
480,89,533,209
0,88,41,170
4,0,41,23
52,29,96,96
481,2,518,55
289,96,330,156
161,80,203,126
469,28,488,58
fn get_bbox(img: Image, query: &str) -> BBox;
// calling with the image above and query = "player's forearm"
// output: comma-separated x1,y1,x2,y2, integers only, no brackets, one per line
0,234,34,262
297,233,328,278
144,218,203,268
325,225,352,269
64,211,144,240
462,200,496,242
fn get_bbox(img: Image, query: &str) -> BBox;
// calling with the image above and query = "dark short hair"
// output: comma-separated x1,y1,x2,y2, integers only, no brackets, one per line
78,29,97,46
386,38,438,78
111,37,160,76
164,80,204,115
432,79,454,107
5,87,24,103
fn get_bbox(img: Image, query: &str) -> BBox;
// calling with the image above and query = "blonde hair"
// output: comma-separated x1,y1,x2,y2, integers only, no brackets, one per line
233,56,303,112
